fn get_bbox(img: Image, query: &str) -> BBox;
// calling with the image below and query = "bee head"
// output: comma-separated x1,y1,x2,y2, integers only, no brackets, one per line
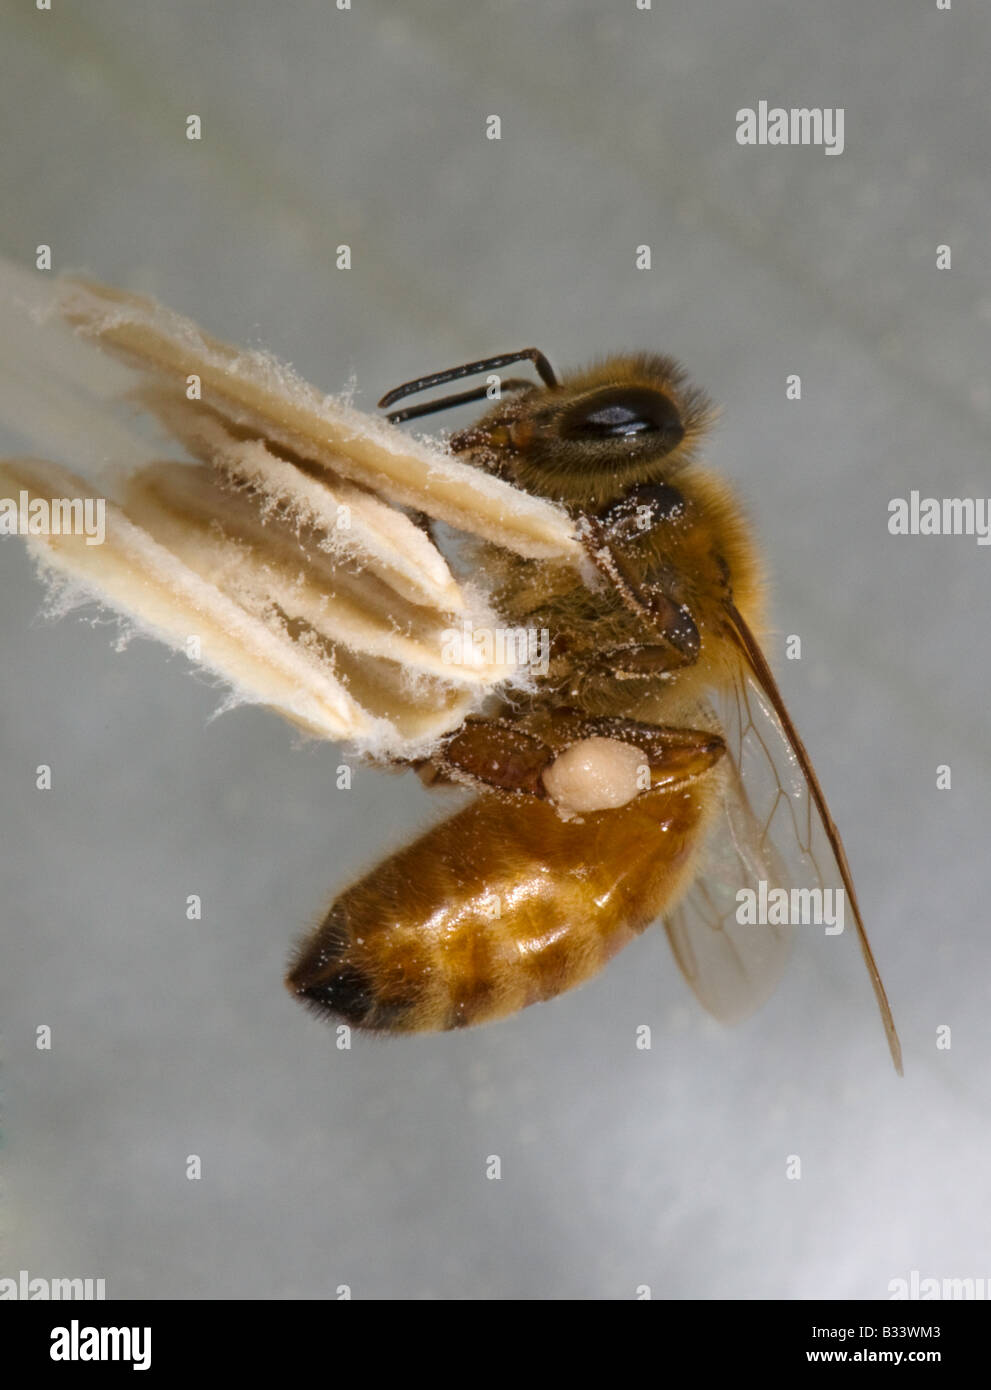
449,354,715,510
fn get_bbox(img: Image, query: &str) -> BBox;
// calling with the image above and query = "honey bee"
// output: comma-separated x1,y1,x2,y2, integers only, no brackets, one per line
287,348,903,1072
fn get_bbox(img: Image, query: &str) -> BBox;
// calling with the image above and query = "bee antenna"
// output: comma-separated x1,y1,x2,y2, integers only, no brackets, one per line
378,348,558,423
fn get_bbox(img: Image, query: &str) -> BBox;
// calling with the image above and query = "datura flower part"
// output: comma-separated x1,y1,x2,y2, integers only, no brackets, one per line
0,261,580,752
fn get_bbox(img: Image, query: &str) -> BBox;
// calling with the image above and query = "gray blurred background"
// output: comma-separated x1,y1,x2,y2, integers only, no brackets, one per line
1,0,989,1299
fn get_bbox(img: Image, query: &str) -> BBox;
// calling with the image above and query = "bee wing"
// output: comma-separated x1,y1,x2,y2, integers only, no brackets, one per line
0,263,582,753
661,733,794,1027
664,606,902,1072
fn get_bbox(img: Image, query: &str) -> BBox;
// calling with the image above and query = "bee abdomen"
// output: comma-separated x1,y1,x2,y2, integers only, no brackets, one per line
287,788,706,1034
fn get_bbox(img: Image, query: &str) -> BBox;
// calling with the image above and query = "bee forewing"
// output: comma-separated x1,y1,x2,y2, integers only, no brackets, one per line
665,623,902,1072
663,733,794,1026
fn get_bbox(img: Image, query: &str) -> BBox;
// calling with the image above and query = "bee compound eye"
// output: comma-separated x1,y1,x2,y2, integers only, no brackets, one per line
582,403,654,436
560,387,685,445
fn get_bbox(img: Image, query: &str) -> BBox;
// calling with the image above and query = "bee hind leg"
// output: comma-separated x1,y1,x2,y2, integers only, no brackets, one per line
420,717,556,797
566,715,725,787
412,711,724,804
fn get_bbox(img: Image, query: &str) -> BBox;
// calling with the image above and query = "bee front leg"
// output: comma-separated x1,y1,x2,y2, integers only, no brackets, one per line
580,509,702,666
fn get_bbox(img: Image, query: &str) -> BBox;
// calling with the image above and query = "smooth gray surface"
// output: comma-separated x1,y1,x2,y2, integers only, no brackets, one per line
1,0,989,1299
